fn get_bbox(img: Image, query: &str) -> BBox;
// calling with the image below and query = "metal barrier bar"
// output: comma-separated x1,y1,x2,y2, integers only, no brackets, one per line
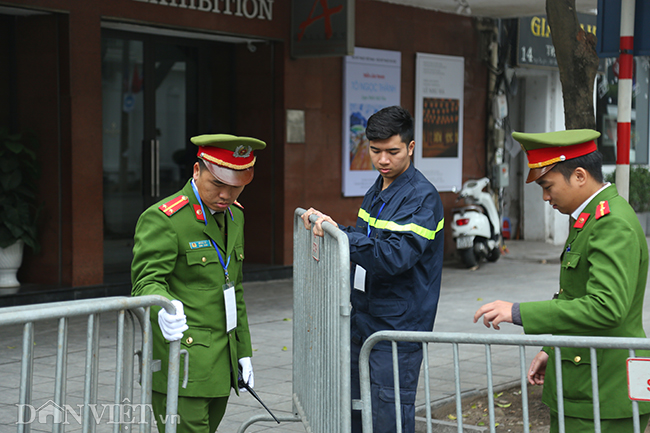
83,313,100,433
421,342,432,433
0,296,173,326
0,295,182,433
18,322,33,433
113,310,126,433
166,335,182,433
519,346,529,433
391,341,402,433
53,317,68,433
122,311,136,420
631,349,641,433
555,346,565,433
590,347,601,433
485,344,495,433
362,331,650,349
138,306,153,433
359,330,650,433
452,343,461,433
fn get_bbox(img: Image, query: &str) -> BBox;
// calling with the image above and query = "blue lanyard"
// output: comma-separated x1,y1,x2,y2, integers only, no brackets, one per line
367,201,386,238
191,180,231,282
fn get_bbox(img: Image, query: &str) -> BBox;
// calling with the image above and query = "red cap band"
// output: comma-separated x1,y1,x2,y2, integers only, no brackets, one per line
197,145,255,170
526,140,597,168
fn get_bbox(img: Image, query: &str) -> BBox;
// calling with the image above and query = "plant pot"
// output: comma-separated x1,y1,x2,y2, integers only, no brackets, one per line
0,240,24,288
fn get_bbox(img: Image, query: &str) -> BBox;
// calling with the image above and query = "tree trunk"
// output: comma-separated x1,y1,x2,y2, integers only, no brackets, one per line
546,0,600,129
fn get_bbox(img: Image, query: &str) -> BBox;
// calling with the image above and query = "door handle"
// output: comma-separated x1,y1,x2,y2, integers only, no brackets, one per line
150,139,155,197
150,139,161,197
155,139,160,197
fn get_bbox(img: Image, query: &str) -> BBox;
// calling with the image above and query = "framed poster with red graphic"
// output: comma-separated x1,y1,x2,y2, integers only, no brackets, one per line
414,53,464,192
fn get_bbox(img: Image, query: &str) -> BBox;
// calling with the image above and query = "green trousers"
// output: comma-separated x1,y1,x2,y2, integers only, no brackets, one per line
550,411,650,433
152,391,229,433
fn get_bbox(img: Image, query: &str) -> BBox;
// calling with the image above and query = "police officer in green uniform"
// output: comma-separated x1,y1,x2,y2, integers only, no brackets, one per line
131,134,265,433
474,129,650,432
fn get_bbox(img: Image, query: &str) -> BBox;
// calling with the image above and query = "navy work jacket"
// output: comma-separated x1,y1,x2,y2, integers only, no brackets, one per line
339,164,444,352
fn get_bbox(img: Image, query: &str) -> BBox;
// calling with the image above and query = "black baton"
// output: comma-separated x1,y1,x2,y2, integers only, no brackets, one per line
238,368,280,424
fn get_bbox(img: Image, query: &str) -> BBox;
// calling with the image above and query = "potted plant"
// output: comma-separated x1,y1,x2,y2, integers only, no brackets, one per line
0,126,41,288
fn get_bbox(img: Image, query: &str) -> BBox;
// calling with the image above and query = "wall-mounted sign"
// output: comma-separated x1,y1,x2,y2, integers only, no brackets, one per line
342,47,401,197
291,0,354,58
517,13,597,69
132,0,274,20
414,53,464,192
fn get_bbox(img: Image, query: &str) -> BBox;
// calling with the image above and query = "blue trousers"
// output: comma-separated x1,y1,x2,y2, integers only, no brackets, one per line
351,340,423,433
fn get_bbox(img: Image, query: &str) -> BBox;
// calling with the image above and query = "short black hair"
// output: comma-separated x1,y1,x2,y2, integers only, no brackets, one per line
550,151,604,183
365,106,414,145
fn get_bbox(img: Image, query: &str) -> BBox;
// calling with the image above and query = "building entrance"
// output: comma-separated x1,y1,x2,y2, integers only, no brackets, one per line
101,28,279,282
101,32,200,279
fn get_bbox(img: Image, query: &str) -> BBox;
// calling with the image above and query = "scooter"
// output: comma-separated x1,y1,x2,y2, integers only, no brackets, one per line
451,177,502,268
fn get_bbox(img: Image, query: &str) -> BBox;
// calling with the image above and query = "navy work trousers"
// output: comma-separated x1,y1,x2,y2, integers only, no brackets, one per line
351,339,423,433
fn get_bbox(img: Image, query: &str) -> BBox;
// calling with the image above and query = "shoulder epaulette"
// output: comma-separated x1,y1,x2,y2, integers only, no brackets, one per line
595,200,610,220
159,195,189,217
233,200,244,210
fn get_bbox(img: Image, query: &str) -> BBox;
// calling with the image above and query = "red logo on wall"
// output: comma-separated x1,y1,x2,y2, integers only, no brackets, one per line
297,0,344,41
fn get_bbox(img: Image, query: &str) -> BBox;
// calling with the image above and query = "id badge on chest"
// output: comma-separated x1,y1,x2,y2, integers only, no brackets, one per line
353,264,366,292
223,281,237,333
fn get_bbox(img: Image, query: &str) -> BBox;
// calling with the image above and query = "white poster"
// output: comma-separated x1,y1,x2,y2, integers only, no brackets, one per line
414,53,464,192
342,47,401,197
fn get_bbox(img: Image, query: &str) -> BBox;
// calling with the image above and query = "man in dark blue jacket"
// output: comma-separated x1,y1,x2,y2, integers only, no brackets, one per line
302,106,444,433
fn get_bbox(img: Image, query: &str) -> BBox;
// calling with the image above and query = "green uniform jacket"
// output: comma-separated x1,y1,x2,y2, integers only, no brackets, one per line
131,179,252,398
520,184,650,419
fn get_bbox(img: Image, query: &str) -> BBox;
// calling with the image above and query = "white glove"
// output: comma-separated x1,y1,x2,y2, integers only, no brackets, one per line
238,357,254,392
157,300,188,341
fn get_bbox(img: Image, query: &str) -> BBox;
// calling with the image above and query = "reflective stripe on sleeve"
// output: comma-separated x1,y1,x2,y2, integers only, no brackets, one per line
358,208,444,240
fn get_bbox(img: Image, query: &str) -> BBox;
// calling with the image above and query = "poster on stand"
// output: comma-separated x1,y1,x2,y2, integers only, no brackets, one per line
342,47,401,197
414,53,464,192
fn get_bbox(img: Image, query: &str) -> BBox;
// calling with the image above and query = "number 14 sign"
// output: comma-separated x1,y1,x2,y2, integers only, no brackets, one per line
627,358,650,401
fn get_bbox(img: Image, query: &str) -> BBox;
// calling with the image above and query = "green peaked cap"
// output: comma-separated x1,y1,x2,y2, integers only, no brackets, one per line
191,134,266,151
512,129,600,151
191,134,265,187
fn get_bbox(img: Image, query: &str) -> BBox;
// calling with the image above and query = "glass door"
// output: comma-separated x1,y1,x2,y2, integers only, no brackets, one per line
143,42,194,207
102,33,197,279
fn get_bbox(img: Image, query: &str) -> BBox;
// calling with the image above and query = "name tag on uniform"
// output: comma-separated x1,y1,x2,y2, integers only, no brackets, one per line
223,282,237,333
354,264,366,292
189,240,211,249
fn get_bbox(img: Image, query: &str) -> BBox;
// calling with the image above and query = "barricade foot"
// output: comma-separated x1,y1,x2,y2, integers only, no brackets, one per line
415,416,488,432
237,414,302,433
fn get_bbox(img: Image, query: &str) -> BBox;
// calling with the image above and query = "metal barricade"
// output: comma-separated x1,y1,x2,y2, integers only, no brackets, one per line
0,295,183,433
358,330,650,433
238,207,351,432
